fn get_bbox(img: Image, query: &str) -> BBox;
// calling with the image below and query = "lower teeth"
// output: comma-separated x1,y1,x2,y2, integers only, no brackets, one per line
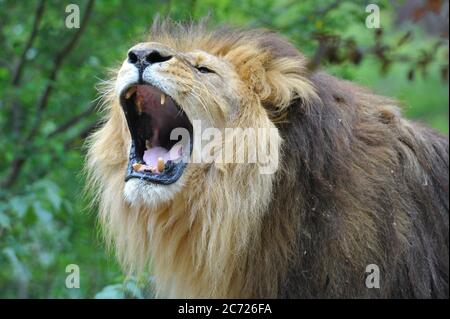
157,157,165,172
132,163,155,173
132,160,165,174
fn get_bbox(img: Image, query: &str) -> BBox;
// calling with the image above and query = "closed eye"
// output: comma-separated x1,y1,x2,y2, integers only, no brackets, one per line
195,65,215,74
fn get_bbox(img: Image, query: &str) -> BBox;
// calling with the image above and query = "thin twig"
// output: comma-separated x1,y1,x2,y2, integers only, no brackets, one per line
11,1,46,135
11,0,46,86
12,120,100,187
64,121,100,150
1,0,95,189
27,0,95,140
47,103,96,138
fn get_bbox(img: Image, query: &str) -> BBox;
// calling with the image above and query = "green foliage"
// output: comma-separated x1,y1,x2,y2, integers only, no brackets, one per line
0,172,122,298
0,0,448,298
94,276,155,299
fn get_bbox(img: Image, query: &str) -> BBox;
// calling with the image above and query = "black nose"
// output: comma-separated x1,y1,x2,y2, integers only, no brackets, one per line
127,49,172,69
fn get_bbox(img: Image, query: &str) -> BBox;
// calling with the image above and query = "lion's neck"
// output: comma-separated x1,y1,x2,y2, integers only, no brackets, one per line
146,166,289,298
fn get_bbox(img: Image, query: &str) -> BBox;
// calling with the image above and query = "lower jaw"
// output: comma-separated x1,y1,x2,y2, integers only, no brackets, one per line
124,141,189,185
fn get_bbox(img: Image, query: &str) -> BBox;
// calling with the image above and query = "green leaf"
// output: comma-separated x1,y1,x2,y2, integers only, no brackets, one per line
94,284,125,299
9,197,29,218
0,211,10,229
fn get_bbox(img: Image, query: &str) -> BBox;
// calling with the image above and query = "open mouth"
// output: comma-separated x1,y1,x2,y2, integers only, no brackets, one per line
120,83,193,185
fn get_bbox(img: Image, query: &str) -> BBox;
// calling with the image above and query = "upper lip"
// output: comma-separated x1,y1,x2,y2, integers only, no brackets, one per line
119,82,193,185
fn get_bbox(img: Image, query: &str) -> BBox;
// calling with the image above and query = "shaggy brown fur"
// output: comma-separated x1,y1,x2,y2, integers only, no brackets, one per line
86,20,449,298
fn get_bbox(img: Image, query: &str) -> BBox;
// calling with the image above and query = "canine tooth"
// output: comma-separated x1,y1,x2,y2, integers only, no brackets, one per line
157,157,165,172
132,163,143,172
161,93,166,105
125,86,137,99
136,95,143,114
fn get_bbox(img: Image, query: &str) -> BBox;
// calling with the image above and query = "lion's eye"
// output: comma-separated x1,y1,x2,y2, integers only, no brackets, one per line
195,65,215,74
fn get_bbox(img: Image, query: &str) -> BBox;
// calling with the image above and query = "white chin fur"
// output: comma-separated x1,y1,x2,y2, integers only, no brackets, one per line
124,176,185,208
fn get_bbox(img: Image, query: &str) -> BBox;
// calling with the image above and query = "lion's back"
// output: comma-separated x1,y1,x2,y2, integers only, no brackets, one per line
273,72,449,298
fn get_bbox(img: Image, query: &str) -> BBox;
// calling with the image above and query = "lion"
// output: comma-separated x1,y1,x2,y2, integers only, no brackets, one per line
86,20,449,298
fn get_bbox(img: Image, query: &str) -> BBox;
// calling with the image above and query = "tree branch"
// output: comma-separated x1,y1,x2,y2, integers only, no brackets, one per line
11,0,45,136
0,16,8,68
47,102,96,138
11,0,46,86
64,121,100,150
27,0,95,140
1,0,95,189
11,120,100,188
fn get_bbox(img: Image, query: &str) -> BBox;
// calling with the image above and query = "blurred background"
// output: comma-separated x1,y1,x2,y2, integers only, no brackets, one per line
0,0,448,298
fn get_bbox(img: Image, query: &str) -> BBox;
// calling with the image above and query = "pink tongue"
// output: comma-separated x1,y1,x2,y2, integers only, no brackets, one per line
143,145,183,169
143,147,170,168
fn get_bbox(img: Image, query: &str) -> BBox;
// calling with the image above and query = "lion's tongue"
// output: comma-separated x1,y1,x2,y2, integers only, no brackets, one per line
143,144,183,169
143,147,170,168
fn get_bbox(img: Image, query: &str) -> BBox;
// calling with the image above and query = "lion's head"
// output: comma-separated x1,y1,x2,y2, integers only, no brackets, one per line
109,21,317,205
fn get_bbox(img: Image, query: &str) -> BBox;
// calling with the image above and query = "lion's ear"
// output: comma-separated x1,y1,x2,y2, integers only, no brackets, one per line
225,44,270,97
255,33,318,110
257,57,318,114
229,47,317,116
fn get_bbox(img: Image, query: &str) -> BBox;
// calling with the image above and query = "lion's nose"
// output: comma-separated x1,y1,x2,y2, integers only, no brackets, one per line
127,49,173,69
